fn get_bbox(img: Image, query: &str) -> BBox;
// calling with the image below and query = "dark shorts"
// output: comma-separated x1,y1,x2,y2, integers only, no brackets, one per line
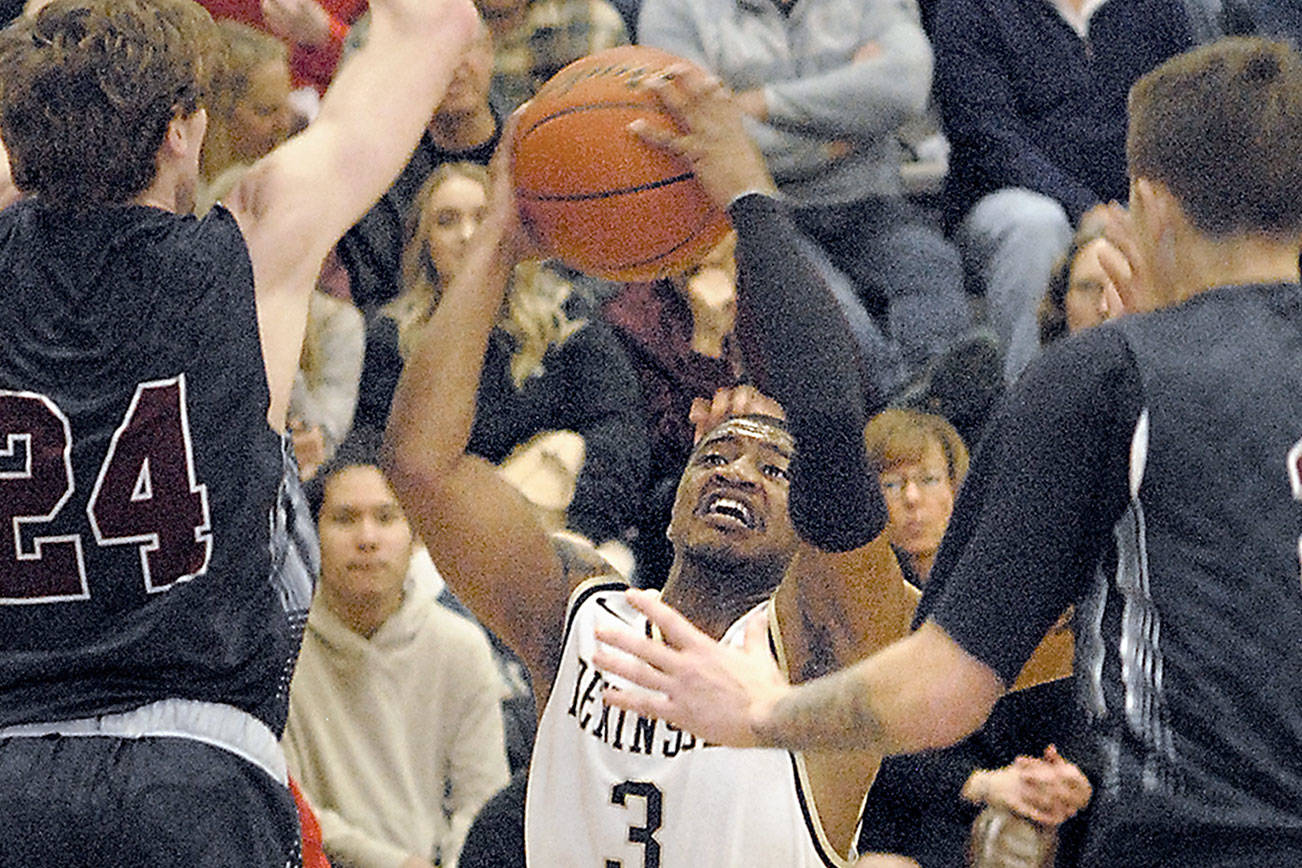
0,735,301,868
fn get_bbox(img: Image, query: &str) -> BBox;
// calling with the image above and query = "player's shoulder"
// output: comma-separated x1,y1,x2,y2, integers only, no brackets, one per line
551,531,625,590
1013,322,1139,409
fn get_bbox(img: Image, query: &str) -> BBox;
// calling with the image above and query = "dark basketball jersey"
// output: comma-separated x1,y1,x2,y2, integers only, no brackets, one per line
1075,284,1302,862
0,200,313,735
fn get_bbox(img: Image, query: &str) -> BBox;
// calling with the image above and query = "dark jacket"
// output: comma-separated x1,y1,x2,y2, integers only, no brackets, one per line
931,0,1194,228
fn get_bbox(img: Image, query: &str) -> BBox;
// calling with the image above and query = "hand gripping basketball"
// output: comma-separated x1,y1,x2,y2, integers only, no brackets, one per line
511,46,737,282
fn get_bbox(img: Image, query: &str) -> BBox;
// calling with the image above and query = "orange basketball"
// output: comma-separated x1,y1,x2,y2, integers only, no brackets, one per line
512,46,733,282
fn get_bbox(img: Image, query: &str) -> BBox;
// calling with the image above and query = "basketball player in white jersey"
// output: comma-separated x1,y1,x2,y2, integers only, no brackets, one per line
382,68,916,866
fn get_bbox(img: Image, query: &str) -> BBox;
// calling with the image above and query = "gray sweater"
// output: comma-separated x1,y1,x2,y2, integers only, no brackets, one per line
639,0,932,205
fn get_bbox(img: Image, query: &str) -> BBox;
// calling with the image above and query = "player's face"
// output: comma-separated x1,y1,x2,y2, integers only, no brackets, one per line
230,59,293,162
423,173,487,282
879,439,955,564
1064,238,1119,333
667,421,798,564
317,465,415,612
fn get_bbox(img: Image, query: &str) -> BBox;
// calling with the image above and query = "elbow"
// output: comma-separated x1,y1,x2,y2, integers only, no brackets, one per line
911,661,1003,753
379,434,446,508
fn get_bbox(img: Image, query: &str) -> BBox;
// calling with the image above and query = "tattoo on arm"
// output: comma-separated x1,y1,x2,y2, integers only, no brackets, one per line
757,667,893,755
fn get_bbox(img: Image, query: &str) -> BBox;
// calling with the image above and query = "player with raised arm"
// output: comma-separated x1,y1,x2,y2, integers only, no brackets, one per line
0,0,476,863
597,37,1302,867
382,66,915,866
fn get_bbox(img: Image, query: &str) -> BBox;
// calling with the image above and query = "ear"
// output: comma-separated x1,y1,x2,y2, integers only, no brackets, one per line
1131,177,1184,238
162,108,208,158
161,115,188,158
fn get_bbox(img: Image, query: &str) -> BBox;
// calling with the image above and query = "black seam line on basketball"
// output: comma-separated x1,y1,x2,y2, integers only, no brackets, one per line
524,173,695,202
613,210,719,270
523,100,665,136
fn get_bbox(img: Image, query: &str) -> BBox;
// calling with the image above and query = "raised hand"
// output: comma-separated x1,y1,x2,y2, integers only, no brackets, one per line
261,0,331,49
1098,201,1157,316
593,588,792,747
630,64,778,209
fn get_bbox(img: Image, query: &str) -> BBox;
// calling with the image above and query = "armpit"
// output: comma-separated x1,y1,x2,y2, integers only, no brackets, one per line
550,530,616,586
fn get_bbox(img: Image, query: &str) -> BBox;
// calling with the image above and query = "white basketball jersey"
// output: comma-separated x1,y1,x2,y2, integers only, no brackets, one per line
525,578,855,867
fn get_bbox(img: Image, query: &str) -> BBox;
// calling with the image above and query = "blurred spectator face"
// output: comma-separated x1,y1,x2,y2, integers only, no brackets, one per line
317,465,415,620
1064,238,1123,333
438,25,495,119
879,437,955,569
477,0,529,37
422,171,488,282
229,58,293,163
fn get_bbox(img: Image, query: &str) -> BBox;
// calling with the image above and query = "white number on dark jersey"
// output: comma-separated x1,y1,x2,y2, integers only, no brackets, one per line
605,780,662,868
0,377,211,604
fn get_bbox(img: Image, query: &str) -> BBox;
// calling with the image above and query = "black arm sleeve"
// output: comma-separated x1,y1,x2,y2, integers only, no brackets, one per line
923,328,1140,684
726,193,885,551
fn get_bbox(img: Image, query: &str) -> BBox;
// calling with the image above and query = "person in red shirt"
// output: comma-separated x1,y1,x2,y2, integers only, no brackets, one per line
199,0,368,92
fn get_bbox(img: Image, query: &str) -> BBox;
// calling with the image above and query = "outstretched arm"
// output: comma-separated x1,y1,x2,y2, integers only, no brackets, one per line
229,0,478,431
380,126,574,704
598,596,1001,754
635,65,885,553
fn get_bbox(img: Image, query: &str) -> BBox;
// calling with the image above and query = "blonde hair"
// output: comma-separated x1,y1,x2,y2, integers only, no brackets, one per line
388,161,586,388
863,408,969,486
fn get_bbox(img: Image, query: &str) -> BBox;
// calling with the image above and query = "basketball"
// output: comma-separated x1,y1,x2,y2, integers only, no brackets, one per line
512,45,733,282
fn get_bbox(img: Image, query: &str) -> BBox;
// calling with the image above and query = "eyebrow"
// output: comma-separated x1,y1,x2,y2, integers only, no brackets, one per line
697,433,793,461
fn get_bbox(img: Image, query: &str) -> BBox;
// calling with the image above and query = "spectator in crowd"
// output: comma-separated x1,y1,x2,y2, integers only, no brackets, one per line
290,287,366,480
864,408,967,587
639,0,971,389
1202,0,1302,44
198,0,369,93
1037,221,1127,347
356,161,650,550
337,15,499,310
602,232,746,586
858,409,1088,868
477,0,628,109
286,434,510,868
198,18,295,211
930,0,1193,381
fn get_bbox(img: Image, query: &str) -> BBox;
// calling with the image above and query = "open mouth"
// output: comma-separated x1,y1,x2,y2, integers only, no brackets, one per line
701,491,757,530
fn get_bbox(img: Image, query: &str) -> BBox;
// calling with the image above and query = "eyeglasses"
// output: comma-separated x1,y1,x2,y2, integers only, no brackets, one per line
879,471,948,497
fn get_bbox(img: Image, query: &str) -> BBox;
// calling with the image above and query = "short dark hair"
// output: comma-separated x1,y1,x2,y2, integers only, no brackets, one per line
0,0,220,209
304,427,386,522
1127,37,1302,240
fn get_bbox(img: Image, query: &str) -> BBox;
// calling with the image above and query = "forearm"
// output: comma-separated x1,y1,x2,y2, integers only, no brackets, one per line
248,0,476,258
383,222,514,484
756,623,1002,754
728,193,883,551
764,25,932,140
